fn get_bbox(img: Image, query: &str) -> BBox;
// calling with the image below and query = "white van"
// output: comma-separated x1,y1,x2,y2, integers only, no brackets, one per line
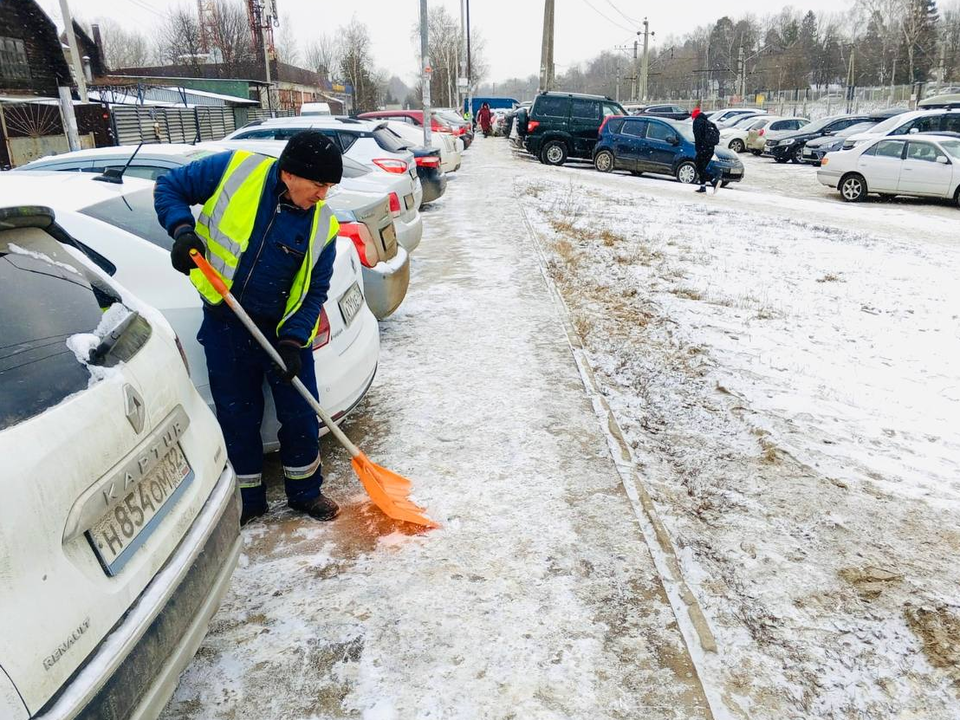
300,102,331,116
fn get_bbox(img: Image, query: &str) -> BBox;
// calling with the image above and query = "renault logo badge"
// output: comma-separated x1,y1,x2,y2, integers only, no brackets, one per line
123,385,145,434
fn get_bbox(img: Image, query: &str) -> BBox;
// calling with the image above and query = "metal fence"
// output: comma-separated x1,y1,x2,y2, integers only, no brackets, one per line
666,84,932,119
111,106,295,146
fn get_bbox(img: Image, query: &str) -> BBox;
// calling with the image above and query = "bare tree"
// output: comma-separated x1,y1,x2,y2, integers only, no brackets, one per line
93,17,153,69
275,13,301,66
157,5,206,72
339,18,379,112
207,0,255,70
304,33,341,81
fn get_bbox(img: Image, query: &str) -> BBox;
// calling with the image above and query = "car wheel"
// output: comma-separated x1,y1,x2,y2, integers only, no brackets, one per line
594,150,615,173
790,146,803,163
839,173,867,202
541,141,568,166
729,139,745,153
675,161,697,184
955,186,960,209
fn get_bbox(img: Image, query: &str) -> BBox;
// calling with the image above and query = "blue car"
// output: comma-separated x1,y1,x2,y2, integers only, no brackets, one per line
593,115,745,185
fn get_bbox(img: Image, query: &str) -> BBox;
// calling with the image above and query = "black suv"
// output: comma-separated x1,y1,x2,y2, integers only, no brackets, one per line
524,91,626,165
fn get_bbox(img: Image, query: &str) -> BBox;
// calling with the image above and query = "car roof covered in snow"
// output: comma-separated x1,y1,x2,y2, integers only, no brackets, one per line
17,143,215,168
0,172,154,212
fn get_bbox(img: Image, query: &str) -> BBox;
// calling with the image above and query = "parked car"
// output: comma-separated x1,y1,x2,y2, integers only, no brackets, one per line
433,109,475,148
801,121,878,165
0,172,381,451
223,117,424,252
16,142,411,318
919,92,960,109
524,91,627,165
764,113,880,163
716,111,767,129
359,109,473,150
841,108,960,150
708,108,765,125
639,104,691,120
382,119,462,174
722,115,808,153
744,116,810,154
818,134,960,205
0,204,240,720
299,101,331,116
593,114,744,185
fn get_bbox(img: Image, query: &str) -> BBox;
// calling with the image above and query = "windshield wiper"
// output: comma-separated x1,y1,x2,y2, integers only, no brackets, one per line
88,310,139,365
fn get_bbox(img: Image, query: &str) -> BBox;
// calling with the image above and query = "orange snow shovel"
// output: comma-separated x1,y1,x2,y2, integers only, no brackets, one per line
190,249,439,529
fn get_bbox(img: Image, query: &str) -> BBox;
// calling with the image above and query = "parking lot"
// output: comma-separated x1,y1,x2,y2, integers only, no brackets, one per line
148,135,960,719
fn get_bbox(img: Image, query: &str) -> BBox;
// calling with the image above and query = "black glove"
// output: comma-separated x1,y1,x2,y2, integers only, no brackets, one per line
170,229,206,275
276,340,303,383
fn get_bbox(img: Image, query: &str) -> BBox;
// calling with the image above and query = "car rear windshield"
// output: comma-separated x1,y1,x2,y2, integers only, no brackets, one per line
80,189,174,251
372,127,407,152
0,224,143,430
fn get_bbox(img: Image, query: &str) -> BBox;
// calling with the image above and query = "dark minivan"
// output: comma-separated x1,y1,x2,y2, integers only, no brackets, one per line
524,91,626,165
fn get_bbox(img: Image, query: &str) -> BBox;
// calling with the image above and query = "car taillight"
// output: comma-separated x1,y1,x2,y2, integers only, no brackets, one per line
415,155,441,169
432,121,452,133
174,335,190,377
388,192,402,216
527,120,540,132
372,158,408,174
339,221,379,268
312,308,331,350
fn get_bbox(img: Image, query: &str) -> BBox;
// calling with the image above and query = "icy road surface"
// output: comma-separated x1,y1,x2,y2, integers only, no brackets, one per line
162,138,960,720
160,141,713,720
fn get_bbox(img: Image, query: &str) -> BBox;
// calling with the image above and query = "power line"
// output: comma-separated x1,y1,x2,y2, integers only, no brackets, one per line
577,0,635,34
603,0,639,26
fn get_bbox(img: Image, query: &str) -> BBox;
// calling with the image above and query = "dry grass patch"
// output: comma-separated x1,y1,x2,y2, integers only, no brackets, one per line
670,286,703,301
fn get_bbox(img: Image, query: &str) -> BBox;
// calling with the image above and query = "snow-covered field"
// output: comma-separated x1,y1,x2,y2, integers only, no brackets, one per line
519,156,960,718
159,138,960,720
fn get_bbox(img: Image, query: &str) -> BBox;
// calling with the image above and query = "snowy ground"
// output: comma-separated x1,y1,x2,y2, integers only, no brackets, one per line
160,139,960,720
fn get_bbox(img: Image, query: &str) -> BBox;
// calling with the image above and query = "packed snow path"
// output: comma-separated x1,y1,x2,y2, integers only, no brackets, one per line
160,138,713,720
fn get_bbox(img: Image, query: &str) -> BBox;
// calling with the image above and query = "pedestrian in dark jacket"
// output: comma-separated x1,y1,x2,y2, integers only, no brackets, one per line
154,130,343,526
691,106,721,194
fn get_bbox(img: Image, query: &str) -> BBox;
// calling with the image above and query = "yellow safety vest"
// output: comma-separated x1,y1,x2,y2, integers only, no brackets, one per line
190,150,339,345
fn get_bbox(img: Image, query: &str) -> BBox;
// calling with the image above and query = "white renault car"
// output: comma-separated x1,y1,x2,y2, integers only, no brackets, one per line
16,143,410,319
223,117,424,252
0,172,381,451
818,133,960,205
0,205,240,719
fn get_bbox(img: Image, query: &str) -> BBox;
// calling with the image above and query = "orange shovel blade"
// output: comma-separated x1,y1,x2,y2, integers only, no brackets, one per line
351,453,440,529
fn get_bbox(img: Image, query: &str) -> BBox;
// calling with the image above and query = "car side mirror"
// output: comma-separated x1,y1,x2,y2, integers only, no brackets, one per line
668,136,680,145
909,128,919,134
937,155,949,164
823,130,834,136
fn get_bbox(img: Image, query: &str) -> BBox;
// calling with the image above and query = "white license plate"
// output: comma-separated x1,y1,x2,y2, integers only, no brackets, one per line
338,281,364,326
381,222,397,250
87,445,193,575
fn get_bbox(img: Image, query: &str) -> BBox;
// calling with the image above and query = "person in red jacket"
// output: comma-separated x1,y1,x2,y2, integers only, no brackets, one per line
477,102,492,137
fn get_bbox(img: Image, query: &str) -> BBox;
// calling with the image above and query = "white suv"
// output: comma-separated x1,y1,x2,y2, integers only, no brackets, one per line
0,206,239,719
842,108,960,150
223,117,424,252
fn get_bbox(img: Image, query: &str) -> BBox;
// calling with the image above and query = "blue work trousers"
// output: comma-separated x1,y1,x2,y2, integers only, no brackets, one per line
198,310,322,514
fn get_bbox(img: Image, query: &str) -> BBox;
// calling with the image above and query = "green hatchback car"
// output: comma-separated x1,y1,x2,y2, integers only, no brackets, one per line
524,91,626,166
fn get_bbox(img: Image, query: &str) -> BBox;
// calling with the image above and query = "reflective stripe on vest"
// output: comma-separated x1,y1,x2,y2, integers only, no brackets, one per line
190,150,339,345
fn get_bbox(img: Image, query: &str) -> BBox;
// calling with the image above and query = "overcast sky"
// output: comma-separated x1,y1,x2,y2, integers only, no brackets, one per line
45,0,852,85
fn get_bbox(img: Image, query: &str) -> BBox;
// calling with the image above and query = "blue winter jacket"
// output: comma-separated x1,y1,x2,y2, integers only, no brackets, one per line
154,151,337,346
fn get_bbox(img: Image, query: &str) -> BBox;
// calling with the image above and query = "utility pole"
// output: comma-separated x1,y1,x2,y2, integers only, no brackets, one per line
632,40,638,101
539,0,555,91
466,0,473,120
639,18,651,102
459,0,467,113
420,0,432,147
737,44,745,100
59,0,88,103
845,45,856,114
938,37,946,94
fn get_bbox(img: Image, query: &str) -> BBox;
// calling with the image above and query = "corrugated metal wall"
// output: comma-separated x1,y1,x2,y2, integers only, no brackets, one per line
112,106,238,145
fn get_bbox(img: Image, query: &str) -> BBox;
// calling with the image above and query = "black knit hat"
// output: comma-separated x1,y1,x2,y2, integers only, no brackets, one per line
278,130,343,184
